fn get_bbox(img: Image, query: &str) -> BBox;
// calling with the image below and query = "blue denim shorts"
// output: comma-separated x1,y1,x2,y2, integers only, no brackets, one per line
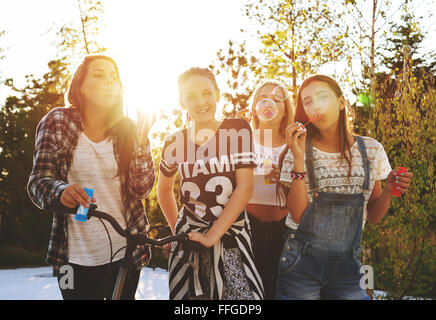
275,238,370,300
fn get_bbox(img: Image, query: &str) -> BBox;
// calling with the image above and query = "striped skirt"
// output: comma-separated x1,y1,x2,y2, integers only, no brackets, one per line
168,208,265,300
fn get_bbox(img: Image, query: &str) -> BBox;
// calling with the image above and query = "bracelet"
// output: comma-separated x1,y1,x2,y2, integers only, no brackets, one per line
291,170,306,180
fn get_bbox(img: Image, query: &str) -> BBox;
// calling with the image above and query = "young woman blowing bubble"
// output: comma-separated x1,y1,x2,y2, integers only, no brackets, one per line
237,81,295,299
27,55,155,300
276,75,413,300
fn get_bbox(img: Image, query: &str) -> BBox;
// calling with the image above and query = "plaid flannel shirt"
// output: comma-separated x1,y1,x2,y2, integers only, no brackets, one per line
27,106,155,276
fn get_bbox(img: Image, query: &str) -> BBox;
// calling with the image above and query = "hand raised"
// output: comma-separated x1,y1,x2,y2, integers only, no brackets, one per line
285,122,307,161
136,108,158,146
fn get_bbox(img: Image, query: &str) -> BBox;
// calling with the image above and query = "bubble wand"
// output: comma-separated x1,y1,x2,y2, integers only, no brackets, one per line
299,111,324,129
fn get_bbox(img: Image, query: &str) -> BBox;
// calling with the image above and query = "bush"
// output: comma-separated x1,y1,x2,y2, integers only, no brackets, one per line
0,245,47,269
356,67,436,299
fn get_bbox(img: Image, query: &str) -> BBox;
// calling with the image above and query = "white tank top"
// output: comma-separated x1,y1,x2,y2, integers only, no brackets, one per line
248,140,287,206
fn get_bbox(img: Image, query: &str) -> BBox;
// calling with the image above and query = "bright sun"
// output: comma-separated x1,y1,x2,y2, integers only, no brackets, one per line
95,1,245,124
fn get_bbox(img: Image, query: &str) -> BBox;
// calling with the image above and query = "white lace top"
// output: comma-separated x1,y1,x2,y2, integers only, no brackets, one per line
280,136,392,229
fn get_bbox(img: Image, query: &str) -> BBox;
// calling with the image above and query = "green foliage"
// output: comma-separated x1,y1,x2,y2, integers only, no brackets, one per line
351,3,436,299
209,40,260,117
56,0,107,59
379,5,435,74
358,64,436,299
142,109,185,269
0,59,69,248
245,0,350,99
0,0,106,252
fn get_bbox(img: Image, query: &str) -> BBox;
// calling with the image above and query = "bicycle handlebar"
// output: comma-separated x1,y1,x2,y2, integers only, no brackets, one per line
64,204,192,247
60,203,204,301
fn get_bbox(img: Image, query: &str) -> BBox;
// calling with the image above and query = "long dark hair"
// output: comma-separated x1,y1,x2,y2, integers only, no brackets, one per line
277,75,354,206
66,54,136,198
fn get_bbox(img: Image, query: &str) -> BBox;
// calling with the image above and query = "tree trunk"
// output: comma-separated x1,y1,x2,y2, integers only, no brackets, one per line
291,3,297,105
370,0,377,107
77,0,90,54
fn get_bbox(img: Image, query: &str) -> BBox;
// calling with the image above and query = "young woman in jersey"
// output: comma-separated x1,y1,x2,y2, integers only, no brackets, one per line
276,75,413,300
157,67,264,300
27,55,155,300
237,81,295,299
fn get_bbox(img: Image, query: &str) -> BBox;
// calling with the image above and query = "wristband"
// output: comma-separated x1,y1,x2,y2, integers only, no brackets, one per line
291,170,306,180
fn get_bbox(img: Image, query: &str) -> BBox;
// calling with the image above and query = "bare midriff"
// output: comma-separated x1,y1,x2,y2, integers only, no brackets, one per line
246,203,288,222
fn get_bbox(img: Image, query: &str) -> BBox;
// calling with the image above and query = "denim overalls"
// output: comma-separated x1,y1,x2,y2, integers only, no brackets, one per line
276,136,371,300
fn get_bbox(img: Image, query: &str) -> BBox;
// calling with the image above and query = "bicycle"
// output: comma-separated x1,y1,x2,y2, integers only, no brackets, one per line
61,203,202,300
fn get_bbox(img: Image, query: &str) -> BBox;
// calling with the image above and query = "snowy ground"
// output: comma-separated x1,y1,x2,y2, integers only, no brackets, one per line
0,266,169,300
0,266,428,300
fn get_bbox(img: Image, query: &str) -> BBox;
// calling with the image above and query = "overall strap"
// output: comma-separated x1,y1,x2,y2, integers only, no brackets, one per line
305,135,318,190
355,136,371,190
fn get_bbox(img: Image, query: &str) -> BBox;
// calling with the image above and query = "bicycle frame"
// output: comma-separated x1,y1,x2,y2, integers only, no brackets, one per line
112,239,135,300
64,203,195,300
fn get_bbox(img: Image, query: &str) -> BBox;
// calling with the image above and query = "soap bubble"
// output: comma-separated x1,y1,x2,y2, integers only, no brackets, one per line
256,98,278,122
272,85,289,102
312,111,324,121
402,45,412,56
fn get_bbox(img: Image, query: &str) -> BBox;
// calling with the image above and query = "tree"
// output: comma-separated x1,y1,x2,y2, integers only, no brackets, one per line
55,0,107,65
0,30,7,82
362,65,435,300
352,4,436,298
0,30,6,62
379,7,435,75
345,0,436,108
353,1,435,135
0,59,69,248
209,40,260,117
0,30,7,236
0,0,107,262
244,0,349,101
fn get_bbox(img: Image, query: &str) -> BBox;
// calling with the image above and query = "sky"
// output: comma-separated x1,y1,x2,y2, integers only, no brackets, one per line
0,0,252,120
0,0,435,121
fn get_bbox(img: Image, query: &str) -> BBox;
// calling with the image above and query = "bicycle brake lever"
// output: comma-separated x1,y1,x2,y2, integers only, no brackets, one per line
87,203,98,220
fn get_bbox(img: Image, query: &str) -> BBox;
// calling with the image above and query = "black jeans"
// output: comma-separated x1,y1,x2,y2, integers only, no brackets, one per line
56,259,141,300
247,213,287,300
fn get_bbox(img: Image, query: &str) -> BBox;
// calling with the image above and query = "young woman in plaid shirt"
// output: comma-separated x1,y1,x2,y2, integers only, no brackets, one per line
27,55,155,300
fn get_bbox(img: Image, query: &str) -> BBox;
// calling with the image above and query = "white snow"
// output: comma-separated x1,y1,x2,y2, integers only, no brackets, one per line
0,266,169,300
0,266,429,300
